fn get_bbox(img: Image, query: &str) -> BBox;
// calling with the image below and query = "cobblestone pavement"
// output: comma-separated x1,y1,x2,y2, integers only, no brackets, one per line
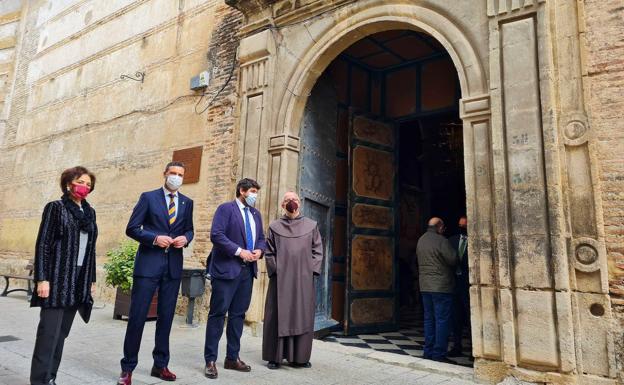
0,296,480,385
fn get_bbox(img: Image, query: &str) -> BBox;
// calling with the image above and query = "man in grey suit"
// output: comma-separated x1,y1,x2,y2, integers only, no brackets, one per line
416,217,458,364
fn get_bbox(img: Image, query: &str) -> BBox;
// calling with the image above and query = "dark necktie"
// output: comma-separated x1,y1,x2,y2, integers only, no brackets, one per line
244,207,254,250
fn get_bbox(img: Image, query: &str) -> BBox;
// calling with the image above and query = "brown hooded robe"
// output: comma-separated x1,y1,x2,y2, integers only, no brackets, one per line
262,215,323,363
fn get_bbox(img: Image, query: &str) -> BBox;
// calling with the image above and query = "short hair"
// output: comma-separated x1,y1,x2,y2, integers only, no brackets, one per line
60,166,96,193
164,161,185,173
235,178,261,197
427,217,443,227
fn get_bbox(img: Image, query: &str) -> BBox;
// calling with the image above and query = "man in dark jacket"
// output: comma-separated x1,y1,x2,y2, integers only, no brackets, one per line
117,162,194,385
448,216,470,357
203,178,266,379
416,217,458,363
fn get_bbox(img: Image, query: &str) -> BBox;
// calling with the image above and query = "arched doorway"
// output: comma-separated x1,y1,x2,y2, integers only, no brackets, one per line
299,29,471,366
233,0,617,382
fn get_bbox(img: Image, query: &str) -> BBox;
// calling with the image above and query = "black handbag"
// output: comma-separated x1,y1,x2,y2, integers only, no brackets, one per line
78,295,94,323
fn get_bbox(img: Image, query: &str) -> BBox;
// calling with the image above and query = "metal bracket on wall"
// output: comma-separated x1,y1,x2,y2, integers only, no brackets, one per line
120,71,145,83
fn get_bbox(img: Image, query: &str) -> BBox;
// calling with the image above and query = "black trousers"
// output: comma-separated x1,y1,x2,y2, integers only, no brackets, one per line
30,306,77,385
451,279,470,351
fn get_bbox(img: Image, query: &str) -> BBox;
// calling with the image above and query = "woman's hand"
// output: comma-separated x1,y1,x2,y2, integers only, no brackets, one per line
37,281,50,298
91,283,96,295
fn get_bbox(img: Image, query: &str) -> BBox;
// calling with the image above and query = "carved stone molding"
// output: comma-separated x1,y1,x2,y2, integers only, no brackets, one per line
225,0,280,18
572,237,604,273
562,111,590,146
268,134,299,153
239,29,274,64
240,59,269,93
487,0,545,18
460,94,490,120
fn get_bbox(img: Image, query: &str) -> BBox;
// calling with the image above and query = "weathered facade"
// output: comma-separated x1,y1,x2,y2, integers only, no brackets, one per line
0,1,622,384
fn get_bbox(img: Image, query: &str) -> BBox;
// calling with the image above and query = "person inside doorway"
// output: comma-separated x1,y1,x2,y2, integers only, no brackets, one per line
416,217,458,364
448,216,470,358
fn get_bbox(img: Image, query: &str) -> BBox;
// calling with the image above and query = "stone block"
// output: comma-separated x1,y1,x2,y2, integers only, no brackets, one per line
573,292,614,377
481,286,502,359
515,289,558,368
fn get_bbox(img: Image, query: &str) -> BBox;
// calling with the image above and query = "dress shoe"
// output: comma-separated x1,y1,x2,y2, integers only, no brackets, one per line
291,362,312,368
117,371,132,385
151,366,176,381
267,361,280,369
48,379,57,385
204,361,218,379
224,357,251,372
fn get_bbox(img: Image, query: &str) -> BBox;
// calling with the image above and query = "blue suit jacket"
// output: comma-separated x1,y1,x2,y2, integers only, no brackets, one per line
208,200,266,280
126,188,194,279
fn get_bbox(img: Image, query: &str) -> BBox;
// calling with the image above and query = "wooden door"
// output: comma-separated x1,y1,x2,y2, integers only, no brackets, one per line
299,74,339,333
344,112,398,335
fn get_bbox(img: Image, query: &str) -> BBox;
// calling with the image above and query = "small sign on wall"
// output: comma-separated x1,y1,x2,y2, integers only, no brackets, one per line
172,146,203,184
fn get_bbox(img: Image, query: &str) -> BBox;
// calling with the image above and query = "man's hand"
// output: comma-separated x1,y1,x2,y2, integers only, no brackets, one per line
172,236,188,248
155,235,174,248
91,283,96,295
252,249,262,261
240,249,254,262
37,281,50,298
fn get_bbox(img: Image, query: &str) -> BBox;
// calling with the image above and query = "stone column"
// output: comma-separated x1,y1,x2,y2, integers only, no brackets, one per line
459,95,499,362
235,29,276,324
484,0,615,383
550,0,616,381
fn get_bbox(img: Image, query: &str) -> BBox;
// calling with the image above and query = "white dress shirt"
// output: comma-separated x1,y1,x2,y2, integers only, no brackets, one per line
163,187,179,222
235,198,256,256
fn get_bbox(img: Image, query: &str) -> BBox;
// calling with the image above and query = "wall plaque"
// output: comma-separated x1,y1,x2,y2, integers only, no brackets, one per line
172,146,203,184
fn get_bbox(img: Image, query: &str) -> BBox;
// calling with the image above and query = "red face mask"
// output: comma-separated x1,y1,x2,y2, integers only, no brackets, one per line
285,200,299,214
71,184,90,199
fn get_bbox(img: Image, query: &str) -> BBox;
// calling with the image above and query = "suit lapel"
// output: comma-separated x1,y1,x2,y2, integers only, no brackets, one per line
232,201,247,241
251,208,260,242
156,189,170,228
176,193,186,226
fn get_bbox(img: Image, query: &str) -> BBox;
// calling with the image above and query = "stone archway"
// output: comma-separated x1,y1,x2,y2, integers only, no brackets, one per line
229,1,617,383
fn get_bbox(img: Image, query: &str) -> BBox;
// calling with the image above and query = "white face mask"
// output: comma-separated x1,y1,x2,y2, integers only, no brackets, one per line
165,175,183,191
245,192,257,207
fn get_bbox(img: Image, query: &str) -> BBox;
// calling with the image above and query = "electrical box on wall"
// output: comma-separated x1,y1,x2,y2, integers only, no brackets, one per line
190,71,210,90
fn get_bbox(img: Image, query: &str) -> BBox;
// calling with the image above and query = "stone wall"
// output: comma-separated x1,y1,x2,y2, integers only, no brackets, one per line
583,0,624,381
0,0,22,127
0,0,242,322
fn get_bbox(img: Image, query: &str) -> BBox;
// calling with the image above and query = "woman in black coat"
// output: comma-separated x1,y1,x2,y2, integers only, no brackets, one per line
30,166,98,385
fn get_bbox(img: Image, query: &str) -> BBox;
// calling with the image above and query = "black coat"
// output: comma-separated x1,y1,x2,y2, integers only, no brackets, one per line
449,233,469,288
30,200,98,309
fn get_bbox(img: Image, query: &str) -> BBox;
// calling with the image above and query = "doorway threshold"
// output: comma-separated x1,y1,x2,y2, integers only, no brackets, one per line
316,337,474,382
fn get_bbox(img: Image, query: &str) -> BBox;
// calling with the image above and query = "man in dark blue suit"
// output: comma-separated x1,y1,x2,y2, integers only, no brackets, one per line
448,215,470,358
117,162,194,385
203,178,266,379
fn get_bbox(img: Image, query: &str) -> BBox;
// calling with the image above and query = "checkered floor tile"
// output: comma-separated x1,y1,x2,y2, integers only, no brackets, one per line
321,309,473,367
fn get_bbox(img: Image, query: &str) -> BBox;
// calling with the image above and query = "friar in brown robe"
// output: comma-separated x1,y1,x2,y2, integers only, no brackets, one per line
262,191,323,369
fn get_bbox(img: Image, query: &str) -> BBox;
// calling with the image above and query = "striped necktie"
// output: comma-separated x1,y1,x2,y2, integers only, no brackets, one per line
168,193,176,225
